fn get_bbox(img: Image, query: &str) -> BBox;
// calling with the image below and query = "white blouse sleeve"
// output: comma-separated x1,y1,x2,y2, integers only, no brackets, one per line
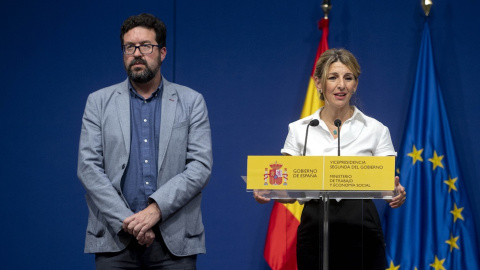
374,126,397,156
281,123,302,156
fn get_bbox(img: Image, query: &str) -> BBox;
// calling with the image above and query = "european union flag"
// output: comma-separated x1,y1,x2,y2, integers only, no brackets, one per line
382,22,480,270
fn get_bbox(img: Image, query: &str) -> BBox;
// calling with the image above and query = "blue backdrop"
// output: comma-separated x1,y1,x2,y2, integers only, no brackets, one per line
1,1,479,269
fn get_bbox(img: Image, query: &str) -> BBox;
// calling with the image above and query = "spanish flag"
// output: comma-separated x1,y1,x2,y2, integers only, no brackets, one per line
263,18,329,270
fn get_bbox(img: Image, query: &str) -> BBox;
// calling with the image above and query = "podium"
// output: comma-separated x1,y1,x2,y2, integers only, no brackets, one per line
246,155,396,270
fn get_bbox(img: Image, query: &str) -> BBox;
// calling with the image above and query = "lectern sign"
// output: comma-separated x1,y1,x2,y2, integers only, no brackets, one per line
247,156,395,191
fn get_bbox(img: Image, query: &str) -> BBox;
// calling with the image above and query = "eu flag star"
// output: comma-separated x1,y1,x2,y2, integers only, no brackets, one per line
407,145,424,164
429,256,446,270
386,261,400,270
450,203,464,223
428,150,444,170
445,233,460,252
444,175,458,192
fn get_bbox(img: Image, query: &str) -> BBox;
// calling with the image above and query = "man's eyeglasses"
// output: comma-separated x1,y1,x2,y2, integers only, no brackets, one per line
122,44,162,55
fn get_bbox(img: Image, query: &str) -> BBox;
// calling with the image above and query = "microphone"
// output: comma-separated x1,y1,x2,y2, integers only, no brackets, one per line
303,119,319,156
334,119,341,156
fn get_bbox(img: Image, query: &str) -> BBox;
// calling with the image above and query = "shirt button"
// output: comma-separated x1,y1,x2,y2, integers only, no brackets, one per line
144,139,148,143
146,182,149,185
144,119,147,122
145,160,149,163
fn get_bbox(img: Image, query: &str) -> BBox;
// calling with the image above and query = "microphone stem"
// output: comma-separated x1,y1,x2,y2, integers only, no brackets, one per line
303,125,311,156
337,126,340,156
334,119,341,156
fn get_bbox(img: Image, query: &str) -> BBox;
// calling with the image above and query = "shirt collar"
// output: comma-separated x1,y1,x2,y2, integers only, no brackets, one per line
128,77,164,101
346,106,366,124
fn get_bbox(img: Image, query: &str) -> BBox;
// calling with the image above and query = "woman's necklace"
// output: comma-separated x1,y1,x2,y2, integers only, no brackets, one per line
320,107,354,137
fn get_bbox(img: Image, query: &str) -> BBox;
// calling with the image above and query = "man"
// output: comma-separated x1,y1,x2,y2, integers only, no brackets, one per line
77,13,212,269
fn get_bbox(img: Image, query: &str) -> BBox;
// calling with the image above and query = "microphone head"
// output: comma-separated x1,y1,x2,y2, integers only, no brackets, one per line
334,119,342,127
309,119,320,126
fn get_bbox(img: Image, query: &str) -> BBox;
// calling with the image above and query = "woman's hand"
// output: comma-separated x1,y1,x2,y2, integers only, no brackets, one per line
253,190,271,204
253,190,297,204
387,176,406,208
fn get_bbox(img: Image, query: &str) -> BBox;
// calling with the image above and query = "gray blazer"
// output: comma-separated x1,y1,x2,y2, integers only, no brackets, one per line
77,78,212,256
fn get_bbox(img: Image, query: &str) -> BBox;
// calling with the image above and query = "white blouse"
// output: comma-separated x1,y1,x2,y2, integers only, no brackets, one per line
281,107,397,157
281,107,396,202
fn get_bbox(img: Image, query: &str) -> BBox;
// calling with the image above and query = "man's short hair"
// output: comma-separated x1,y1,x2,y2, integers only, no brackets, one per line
120,13,166,47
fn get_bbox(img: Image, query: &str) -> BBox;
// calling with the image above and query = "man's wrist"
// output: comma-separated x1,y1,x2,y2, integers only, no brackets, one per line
148,199,162,221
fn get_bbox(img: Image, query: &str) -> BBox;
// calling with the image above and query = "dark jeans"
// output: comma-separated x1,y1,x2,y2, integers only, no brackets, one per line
95,230,197,270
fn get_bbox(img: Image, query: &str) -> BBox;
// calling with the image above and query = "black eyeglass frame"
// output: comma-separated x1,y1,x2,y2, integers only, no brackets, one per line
121,44,163,55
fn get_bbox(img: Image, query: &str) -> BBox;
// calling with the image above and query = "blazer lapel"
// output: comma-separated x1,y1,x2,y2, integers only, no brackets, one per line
116,79,131,157
158,78,177,169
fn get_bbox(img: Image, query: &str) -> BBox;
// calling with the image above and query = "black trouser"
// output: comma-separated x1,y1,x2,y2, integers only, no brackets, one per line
95,227,197,270
297,199,386,270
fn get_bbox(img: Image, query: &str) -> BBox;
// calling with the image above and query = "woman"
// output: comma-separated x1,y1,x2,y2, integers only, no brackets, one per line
254,48,406,269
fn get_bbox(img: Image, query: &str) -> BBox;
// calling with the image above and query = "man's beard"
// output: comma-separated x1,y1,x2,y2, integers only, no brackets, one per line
126,57,161,83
